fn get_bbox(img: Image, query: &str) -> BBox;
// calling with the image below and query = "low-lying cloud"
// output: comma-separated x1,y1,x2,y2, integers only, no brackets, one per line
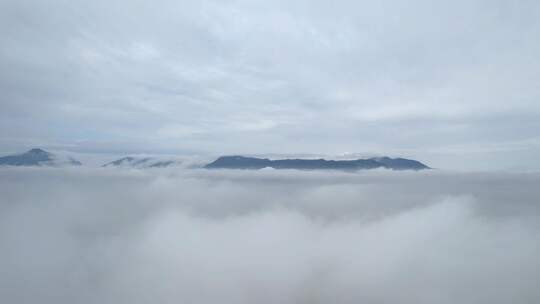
1,168,539,304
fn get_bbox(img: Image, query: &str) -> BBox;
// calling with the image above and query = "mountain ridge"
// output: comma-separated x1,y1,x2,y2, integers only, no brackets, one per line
0,148,82,167
102,156,180,168
0,149,430,171
204,155,430,171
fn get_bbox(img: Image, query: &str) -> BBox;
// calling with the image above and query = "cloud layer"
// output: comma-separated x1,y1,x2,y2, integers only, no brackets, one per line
1,168,539,303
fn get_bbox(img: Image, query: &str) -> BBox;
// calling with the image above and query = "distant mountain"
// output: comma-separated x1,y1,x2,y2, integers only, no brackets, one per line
371,157,430,170
0,148,82,167
102,156,180,169
204,156,430,171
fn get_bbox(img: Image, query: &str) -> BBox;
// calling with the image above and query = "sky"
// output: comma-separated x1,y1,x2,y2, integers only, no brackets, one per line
1,0,540,170
1,167,540,303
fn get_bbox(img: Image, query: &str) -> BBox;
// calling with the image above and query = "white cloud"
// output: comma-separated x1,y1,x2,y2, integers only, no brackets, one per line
0,168,539,303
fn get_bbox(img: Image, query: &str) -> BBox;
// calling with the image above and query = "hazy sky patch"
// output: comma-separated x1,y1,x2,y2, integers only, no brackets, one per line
1,0,539,170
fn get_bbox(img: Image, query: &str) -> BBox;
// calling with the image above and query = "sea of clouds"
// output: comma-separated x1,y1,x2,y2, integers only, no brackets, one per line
1,167,539,304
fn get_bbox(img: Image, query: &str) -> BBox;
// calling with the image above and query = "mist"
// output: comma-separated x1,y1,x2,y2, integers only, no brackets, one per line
1,168,539,304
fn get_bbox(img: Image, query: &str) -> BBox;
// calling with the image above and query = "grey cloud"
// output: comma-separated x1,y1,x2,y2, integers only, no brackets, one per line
1,168,540,303
1,0,540,170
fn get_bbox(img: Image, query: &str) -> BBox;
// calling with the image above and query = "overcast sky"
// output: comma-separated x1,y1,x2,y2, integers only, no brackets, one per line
1,0,539,170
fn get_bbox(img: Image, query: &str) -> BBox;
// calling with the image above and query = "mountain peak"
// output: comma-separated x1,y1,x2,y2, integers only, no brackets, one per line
26,148,48,154
0,148,81,167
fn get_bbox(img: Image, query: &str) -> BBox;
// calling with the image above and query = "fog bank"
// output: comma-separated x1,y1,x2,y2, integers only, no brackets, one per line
1,168,539,304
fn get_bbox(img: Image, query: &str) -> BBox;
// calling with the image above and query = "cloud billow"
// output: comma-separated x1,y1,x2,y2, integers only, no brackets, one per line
0,168,539,304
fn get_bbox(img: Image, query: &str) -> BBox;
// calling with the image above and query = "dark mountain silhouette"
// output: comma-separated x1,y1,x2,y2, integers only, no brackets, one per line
204,156,430,171
103,157,151,167
0,148,82,167
102,157,180,168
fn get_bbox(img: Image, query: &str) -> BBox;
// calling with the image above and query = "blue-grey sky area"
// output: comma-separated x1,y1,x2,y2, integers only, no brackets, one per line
1,0,539,170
